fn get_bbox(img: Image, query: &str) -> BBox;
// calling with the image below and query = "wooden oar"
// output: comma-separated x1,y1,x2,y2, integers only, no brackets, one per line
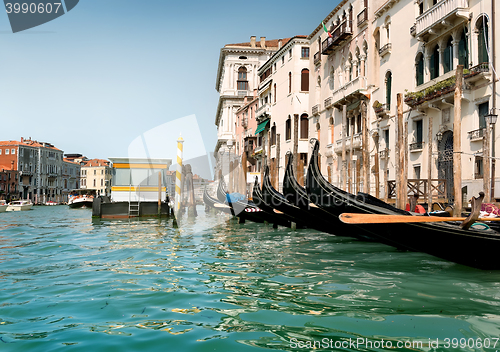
214,203,231,209
339,213,500,224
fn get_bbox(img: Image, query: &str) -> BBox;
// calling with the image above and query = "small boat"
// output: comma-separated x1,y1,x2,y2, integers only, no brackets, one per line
68,189,96,209
0,200,8,213
7,200,33,211
45,201,58,206
306,139,500,269
203,186,233,216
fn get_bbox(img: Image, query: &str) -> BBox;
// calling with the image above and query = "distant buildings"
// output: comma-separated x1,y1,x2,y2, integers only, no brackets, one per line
80,159,112,196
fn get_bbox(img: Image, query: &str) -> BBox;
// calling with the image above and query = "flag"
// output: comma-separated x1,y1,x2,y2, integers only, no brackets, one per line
322,21,332,38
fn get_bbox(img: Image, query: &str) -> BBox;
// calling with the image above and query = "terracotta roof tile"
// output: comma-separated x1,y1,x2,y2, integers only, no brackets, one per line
82,159,110,167
225,37,296,48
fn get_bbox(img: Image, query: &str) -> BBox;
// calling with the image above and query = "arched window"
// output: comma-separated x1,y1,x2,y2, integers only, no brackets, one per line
443,37,453,74
300,114,309,139
273,83,276,103
237,67,248,91
285,116,291,140
458,28,469,69
271,124,277,146
416,53,424,86
430,45,439,79
329,117,334,144
316,123,321,142
385,71,392,109
301,69,309,91
477,17,489,64
288,72,292,94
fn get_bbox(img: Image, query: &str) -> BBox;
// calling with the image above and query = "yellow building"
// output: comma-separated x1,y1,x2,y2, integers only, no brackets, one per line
81,159,112,196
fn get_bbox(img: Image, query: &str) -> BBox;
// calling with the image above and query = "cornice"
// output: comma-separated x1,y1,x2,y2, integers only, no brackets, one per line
258,36,309,74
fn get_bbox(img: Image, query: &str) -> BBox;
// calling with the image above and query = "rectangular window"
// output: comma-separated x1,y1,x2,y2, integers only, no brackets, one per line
479,102,489,129
237,81,249,90
301,47,309,58
282,56,284,65
289,49,292,58
384,129,389,146
475,156,483,179
0,149,2,155
11,149,15,155
415,119,423,143
5,149,9,155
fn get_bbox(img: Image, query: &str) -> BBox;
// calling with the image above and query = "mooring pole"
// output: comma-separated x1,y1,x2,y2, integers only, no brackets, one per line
157,171,161,218
174,135,184,227
396,93,406,210
453,65,463,216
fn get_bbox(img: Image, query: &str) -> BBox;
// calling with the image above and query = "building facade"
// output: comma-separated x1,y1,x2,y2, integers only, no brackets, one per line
80,159,112,196
214,36,289,182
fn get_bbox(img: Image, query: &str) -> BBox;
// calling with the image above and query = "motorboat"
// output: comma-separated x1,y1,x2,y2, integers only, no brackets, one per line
0,200,8,213
7,200,33,211
68,189,96,209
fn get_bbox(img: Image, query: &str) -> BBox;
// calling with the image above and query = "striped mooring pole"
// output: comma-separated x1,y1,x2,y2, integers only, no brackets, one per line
174,135,184,223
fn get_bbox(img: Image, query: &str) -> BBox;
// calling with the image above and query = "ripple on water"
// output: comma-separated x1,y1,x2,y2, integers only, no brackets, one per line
1,206,500,351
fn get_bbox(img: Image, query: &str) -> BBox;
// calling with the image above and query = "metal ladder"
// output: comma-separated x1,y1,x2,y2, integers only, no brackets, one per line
128,184,140,217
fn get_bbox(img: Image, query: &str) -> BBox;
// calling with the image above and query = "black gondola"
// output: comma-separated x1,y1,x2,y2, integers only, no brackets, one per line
306,139,500,269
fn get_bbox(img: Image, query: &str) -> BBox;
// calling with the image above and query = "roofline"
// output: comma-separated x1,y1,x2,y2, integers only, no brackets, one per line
307,0,350,40
258,35,309,75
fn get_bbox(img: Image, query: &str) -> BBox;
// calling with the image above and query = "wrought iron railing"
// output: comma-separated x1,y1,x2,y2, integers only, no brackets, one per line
314,52,321,65
324,97,332,109
379,43,392,56
312,104,320,116
387,179,447,200
409,141,424,151
468,128,485,140
357,8,367,26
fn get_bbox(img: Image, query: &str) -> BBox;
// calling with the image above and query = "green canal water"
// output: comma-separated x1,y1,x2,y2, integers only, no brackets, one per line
1,207,500,351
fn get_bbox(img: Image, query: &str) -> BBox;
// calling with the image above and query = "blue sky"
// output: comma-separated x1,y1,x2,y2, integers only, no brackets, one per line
0,0,340,177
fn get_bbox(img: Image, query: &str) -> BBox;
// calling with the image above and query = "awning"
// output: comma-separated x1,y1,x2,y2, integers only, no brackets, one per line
255,119,270,135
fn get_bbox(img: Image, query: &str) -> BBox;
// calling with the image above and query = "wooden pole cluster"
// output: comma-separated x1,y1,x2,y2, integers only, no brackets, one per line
453,65,463,216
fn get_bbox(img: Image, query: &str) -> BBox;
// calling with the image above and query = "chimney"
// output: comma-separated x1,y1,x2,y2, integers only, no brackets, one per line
278,39,282,49
20,137,24,143
253,88,258,98
10,160,14,170
260,37,266,48
250,36,256,48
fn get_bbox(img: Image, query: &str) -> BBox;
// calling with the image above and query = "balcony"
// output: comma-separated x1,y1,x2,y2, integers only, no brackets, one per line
357,8,367,27
314,52,321,66
379,43,392,57
256,103,271,120
379,148,389,159
324,97,332,109
374,103,390,118
468,128,485,141
334,132,362,153
409,141,425,152
321,20,353,55
465,62,491,83
415,0,470,40
332,76,368,109
312,104,320,116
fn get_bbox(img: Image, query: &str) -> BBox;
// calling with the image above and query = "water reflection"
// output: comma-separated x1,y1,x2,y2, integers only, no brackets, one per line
1,207,500,351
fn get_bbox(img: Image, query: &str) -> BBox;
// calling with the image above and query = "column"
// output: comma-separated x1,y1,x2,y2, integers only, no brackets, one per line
425,53,431,82
360,55,366,77
452,39,460,68
438,47,445,78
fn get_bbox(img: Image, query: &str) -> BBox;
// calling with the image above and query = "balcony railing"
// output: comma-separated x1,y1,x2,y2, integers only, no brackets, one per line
415,0,470,39
464,62,491,83
334,132,363,153
312,104,320,116
468,128,485,141
409,141,425,151
314,52,321,65
321,20,353,55
387,179,448,201
379,43,392,56
256,103,271,119
357,8,367,27
375,103,390,117
332,76,368,108
324,97,332,109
